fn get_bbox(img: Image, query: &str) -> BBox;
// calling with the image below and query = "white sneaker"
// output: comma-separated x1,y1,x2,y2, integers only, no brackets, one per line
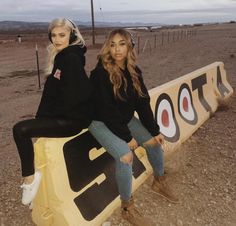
21,170,42,205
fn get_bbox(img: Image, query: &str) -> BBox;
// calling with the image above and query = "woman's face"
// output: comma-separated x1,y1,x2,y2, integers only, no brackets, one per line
110,33,128,67
51,26,70,51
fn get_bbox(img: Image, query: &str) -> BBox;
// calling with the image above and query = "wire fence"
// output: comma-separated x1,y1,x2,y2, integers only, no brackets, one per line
133,29,197,54
0,27,198,89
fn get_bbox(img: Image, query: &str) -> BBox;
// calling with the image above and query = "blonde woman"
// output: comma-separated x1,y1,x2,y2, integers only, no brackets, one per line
89,29,178,226
13,18,92,206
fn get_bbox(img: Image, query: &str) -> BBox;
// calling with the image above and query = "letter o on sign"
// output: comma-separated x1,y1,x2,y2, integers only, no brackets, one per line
155,93,180,142
178,84,197,125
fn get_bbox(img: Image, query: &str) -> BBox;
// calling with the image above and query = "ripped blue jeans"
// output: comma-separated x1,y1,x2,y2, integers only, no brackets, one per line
88,117,164,201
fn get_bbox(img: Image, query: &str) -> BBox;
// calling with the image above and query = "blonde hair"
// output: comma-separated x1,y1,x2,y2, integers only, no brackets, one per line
98,29,144,100
45,18,85,75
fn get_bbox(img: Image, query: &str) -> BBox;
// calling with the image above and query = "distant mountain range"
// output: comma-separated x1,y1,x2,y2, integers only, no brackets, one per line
0,20,164,32
0,21,49,32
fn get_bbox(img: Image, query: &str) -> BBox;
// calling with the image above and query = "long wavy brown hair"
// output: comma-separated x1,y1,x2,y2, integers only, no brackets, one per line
98,29,145,100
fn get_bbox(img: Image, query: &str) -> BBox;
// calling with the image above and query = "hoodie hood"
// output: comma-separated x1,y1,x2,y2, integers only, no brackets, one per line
56,44,87,66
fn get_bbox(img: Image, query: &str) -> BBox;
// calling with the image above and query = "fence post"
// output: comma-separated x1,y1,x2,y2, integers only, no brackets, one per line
142,39,152,54
154,34,157,49
137,36,140,55
35,44,41,89
142,39,148,53
177,30,179,41
161,32,164,46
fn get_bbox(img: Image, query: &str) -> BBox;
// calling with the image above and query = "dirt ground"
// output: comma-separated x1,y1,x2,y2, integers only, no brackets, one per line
0,23,235,226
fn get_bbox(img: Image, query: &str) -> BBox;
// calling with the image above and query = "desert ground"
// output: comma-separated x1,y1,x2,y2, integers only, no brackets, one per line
0,23,235,226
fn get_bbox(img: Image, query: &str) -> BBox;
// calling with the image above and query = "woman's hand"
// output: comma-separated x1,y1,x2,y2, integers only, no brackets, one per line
127,138,138,151
154,133,165,145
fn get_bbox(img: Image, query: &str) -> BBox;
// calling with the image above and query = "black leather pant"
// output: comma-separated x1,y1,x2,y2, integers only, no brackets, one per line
13,118,86,177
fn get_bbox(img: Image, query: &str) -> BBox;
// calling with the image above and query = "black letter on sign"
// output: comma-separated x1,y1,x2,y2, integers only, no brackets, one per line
191,74,212,112
63,131,146,221
217,66,230,97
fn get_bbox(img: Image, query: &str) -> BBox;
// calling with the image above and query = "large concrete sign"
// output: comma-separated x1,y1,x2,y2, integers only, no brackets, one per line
32,62,233,226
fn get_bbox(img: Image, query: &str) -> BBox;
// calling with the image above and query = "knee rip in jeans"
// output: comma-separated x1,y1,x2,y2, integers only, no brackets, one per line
143,138,159,148
120,151,133,165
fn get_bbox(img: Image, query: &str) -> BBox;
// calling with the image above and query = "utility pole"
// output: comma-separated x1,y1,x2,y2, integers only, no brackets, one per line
91,0,95,45
35,44,41,89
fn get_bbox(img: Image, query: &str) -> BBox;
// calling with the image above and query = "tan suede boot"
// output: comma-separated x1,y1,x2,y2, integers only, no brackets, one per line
121,197,155,226
152,175,179,203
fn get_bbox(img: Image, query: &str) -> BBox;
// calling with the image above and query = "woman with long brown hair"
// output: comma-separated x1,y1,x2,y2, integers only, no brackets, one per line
89,29,178,225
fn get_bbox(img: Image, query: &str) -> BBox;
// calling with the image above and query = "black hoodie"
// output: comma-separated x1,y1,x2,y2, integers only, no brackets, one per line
90,62,160,142
36,45,92,127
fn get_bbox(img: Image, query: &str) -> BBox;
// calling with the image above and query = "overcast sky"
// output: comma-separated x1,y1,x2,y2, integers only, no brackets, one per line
0,0,236,24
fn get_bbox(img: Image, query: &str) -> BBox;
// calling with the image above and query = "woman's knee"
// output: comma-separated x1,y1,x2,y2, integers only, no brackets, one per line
13,121,29,137
120,151,133,165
